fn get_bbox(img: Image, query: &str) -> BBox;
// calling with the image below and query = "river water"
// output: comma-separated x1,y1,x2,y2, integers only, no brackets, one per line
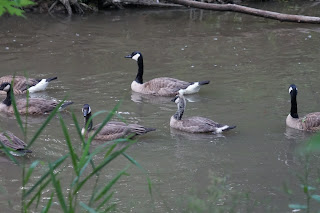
1,2,320,212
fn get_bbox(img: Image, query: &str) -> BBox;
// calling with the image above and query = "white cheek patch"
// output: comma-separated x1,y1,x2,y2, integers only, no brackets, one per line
289,87,293,94
4,85,10,92
88,106,91,114
132,53,140,61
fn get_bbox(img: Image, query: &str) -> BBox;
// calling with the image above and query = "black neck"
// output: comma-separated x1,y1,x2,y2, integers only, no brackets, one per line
135,57,143,84
3,90,11,106
290,92,299,118
84,113,93,131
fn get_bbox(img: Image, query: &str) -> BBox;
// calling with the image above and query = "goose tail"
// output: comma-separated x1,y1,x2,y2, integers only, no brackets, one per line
198,80,210,85
128,125,156,135
46,77,58,82
10,148,32,156
216,125,236,133
60,101,73,110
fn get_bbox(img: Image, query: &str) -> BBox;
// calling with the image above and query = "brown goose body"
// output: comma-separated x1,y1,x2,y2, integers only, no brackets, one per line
82,104,155,141
0,98,63,115
126,51,210,97
286,112,320,131
0,131,31,154
170,92,236,134
170,116,230,133
0,82,73,115
0,75,57,95
131,77,193,96
286,84,320,131
84,121,155,141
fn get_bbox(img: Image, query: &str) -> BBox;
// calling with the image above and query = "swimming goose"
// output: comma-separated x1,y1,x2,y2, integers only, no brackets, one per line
0,131,31,156
0,75,57,95
125,51,210,96
170,91,236,133
0,82,73,115
286,84,320,131
81,104,156,141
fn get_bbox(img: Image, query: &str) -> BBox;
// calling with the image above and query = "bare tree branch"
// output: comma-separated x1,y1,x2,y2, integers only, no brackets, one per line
166,0,320,24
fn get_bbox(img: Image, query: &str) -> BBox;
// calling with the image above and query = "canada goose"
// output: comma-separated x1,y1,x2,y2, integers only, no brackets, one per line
0,82,73,115
286,84,320,131
81,104,156,141
125,51,210,96
170,91,236,133
0,131,31,156
0,75,57,95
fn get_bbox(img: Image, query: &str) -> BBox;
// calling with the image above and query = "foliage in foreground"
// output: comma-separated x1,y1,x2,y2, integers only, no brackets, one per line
0,80,151,212
285,133,320,213
0,0,34,17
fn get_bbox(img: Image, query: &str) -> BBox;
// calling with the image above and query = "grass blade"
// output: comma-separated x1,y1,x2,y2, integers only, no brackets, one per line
94,166,129,202
122,153,153,196
59,114,78,175
10,78,25,135
23,154,69,199
41,192,54,213
0,139,18,164
49,162,68,213
79,201,97,213
27,99,66,149
96,192,114,211
24,160,40,185
87,102,121,144
74,141,133,195
25,177,51,209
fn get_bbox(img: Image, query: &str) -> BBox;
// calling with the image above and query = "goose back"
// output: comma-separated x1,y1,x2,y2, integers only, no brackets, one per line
0,76,38,95
170,116,223,133
0,131,31,153
132,77,191,96
287,112,320,131
0,98,65,115
85,122,155,141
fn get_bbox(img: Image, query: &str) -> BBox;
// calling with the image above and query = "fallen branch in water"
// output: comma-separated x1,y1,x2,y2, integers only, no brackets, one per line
166,0,320,24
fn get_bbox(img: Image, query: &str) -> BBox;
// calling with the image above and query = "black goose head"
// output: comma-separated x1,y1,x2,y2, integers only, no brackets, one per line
289,84,298,96
125,51,143,62
0,83,11,92
82,104,92,117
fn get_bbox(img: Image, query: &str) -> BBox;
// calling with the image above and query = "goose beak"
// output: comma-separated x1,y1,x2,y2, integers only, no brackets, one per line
125,54,132,58
83,109,89,117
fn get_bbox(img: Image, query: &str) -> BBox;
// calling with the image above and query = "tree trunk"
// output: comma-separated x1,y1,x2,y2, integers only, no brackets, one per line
166,0,320,24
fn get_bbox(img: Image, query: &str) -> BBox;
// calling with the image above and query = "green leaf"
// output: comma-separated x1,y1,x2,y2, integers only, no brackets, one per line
59,114,78,175
74,142,133,195
10,77,25,135
49,163,68,213
79,202,97,213
94,166,129,202
24,160,40,185
41,192,54,213
23,154,68,199
96,192,114,211
0,139,18,165
288,204,307,209
27,99,66,149
122,152,153,196
25,178,51,209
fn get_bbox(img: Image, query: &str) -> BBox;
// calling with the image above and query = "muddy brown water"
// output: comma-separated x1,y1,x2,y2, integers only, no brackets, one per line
1,3,320,212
